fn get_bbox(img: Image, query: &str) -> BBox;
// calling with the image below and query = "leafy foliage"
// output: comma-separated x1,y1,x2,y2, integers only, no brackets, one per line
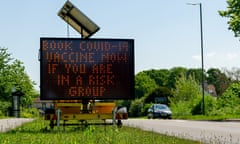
0,101,11,116
21,108,39,118
170,74,219,117
216,82,240,115
207,68,231,96
170,74,202,116
170,101,193,117
219,0,240,37
134,72,157,98
144,69,170,87
191,94,217,116
131,67,240,118
0,48,37,117
223,67,240,82
129,98,144,117
167,67,187,88
186,68,202,84
171,74,201,103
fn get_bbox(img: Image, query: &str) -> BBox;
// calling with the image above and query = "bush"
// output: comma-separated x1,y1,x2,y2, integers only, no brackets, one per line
170,74,203,117
129,99,144,117
0,101,11,117
191,97,202,115
170,101,192,117
21,108,39,118
216,82,240,115
142,103,152,116
204,95,217,115
192,94,217,116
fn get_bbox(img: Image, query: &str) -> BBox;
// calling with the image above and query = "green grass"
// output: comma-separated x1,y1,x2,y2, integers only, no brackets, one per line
172,114,240,121
0,119,200,144
140,114,240,121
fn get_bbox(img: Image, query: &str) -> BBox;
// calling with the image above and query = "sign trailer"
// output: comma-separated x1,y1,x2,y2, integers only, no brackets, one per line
40,1,134,129
40,38,134,128
40,38,134,100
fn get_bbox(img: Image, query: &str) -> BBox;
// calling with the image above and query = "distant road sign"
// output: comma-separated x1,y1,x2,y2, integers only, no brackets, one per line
40,38,134,100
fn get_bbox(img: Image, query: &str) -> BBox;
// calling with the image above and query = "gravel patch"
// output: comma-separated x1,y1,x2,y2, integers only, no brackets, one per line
0,118,34,133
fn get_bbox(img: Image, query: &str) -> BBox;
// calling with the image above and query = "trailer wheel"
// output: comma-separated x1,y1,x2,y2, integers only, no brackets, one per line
117,120,122,128
50,120,54,129
78,120,88,130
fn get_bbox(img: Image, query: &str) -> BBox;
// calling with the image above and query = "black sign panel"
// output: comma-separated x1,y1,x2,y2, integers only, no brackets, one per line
40,38,134,100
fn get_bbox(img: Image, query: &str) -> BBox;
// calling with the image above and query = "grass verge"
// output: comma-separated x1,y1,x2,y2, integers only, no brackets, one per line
173,114,240,121
0,119,200,144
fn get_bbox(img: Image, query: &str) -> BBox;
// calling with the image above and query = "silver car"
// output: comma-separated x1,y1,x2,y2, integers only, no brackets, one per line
147,104,172,119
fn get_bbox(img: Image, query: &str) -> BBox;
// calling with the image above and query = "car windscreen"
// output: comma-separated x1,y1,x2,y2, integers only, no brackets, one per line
155,105,169,110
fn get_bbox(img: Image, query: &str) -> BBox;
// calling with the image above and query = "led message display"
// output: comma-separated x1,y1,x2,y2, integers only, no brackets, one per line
40,38,134,100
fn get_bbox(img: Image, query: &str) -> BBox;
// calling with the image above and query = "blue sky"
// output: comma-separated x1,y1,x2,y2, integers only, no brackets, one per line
0,0,239,90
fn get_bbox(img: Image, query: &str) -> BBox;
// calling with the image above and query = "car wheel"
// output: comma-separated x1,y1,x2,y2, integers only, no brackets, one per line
148,113,153,119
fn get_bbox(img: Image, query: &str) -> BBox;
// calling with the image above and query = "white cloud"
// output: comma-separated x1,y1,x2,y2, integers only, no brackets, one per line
206,52,216,57
191,51,240,69
192,55,201,61
192,52,239,61
226,53,238,60
192,52,216,62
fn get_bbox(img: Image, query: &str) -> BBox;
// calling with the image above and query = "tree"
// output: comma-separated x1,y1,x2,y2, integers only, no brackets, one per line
171,74,201,103
223,67,240,82
219,0,240,37
0,48,36,108
0,48,13,101
207,68,231,96
167,67,187,88
7,60,37,106
129,98,144,117
217,82,240,115
135,72,158,98
144,69,170,87
186,68,202,84
170,74,202,116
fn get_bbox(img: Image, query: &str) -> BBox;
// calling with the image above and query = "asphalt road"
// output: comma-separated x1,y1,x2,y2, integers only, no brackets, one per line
122,119,240,144
0,118,34,133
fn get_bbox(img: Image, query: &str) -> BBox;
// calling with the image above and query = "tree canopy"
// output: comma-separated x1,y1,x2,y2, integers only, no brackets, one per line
135,67,232,100
207,68,231,96
135,72,158,98
0,48,37,114
130,67,238,117
216,82,240,115
219,0,240,37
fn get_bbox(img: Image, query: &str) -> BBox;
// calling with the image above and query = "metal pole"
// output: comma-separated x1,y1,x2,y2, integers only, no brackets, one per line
187,3,205,115
199,3,205,115
57,109,61,132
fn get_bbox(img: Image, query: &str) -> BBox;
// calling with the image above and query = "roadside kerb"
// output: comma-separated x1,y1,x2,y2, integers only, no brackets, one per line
0,118,34,133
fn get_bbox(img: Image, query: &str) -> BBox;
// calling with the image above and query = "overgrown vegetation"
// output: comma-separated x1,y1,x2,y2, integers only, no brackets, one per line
124,67,240,119
0,119,199,144
0,48,37,117
219,0,240,37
